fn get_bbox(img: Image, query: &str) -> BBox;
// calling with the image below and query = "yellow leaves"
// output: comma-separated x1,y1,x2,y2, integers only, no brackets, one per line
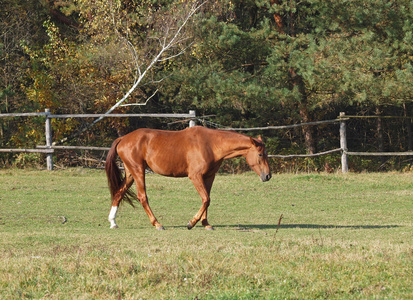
51,118,80,141
22,18,83,108
25,72,56,108
42,19,70,60
9,122,42,147
94,96,109,107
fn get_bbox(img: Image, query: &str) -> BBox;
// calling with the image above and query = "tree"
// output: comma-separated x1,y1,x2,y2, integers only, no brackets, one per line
0,1,53,148
66,0,206,142
165,0,413,155
20,0,206,144
2,0,413,170
82,0,207,125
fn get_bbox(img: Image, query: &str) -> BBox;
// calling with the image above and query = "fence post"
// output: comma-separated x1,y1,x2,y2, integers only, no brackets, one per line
45,109,53,170
189,110,196,127
339,112,348,173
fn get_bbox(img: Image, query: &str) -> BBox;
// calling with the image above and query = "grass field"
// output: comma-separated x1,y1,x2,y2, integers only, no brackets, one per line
0,168,412,299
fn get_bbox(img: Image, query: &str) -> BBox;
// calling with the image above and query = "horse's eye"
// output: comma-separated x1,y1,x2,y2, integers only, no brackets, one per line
258,153,263,157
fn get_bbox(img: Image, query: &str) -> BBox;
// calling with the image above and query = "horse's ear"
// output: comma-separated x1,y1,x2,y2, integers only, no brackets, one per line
257,135,262,141
250,137,260,147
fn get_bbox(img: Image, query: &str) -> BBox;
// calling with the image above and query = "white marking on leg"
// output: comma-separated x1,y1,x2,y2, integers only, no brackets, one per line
108,206,118,229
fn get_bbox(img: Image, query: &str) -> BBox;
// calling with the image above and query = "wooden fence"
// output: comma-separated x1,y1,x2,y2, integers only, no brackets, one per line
0,109,196,170
1,110,413,172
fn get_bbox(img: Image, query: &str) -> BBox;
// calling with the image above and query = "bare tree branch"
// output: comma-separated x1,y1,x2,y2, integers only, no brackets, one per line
158,43,193,62
110,1,142,81
91,0,207,126
53,1,207,145
120,89,159,107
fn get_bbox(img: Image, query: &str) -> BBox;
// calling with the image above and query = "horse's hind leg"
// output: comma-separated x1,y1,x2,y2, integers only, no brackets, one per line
108,168,134,229
132,167,164,230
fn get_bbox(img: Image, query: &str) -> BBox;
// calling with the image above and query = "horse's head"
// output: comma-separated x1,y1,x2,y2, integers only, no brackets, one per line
245,136,272,182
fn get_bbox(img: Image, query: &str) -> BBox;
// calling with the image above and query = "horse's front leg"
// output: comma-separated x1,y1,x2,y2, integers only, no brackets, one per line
188,174,215,230
201,174,215,230
200,210,214,231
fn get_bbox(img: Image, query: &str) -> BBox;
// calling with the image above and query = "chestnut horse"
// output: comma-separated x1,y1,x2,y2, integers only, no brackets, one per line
105,126,271,230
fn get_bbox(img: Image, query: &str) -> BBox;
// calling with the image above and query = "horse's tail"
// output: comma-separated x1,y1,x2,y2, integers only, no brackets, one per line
105,138,136,207
105,138,123,200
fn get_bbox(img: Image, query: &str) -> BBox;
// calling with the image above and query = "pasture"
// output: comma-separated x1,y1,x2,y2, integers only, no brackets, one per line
0,169,412,299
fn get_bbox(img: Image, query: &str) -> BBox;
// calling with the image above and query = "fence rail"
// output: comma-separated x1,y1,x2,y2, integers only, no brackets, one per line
1,110,412,172
268,148,342,158
0,112,50,117
0,112,196,119
222,118,348,131
0,109,196,170
346,151,413,156
47,113,195,119
0,148,53,154
36,145,111,151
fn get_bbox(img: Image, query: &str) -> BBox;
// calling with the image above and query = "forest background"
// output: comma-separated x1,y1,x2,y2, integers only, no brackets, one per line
1,0,412,172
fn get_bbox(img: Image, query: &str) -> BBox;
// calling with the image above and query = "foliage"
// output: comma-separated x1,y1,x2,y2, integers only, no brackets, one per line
1,0,413,170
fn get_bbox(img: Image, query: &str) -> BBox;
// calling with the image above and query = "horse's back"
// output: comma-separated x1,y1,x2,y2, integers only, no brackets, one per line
116,127,216,177
120,126,214,147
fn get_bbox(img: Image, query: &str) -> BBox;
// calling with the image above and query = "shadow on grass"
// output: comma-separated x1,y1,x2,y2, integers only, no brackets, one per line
214,224,401,230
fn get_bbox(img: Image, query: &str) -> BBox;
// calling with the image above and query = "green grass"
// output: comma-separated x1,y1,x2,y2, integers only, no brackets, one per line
0,169,412,299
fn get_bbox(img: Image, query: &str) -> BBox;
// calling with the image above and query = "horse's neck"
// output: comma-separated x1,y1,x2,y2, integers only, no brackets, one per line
216,132,251,159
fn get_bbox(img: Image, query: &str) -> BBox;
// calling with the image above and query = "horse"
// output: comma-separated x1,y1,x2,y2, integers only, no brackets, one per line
105,126,271,230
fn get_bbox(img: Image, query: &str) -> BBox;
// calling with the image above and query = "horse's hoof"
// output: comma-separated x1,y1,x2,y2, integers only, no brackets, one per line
187,222,193,230
110,225,119,229
205,226,214,231
156,226,165,231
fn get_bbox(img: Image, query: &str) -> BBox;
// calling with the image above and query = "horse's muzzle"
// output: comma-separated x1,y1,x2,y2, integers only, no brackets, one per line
261,173,272,182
